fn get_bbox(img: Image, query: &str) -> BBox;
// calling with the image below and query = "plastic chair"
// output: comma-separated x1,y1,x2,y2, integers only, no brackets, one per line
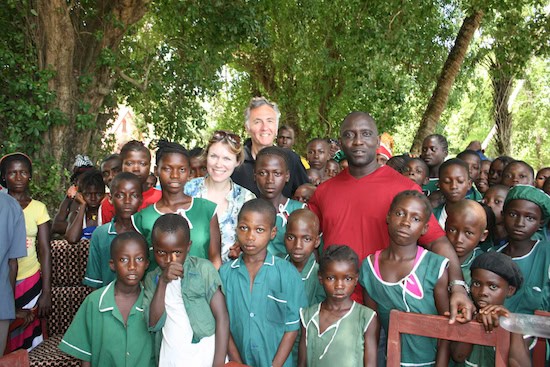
0,349,29,367
387,310,510,367
533,310,550,367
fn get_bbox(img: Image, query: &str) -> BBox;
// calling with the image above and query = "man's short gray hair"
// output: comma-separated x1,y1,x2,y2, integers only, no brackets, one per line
244,96,281,128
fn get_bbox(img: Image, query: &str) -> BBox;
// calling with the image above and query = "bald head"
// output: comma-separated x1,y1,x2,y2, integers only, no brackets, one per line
340,111,378,135
287,208,320,233
447,200,487,229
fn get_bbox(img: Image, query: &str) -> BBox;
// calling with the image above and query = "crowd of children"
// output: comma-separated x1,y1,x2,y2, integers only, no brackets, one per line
2,98,550,366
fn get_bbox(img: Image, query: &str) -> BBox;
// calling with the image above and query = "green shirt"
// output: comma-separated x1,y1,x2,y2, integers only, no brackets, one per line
300,301,376,367
143,256,221,343
422,178,439,196
83,220,118,288
268,199,306,258
285,254,325,306
58,281,154,367
461,247,483,286
220,252,308,367
132,198,217,269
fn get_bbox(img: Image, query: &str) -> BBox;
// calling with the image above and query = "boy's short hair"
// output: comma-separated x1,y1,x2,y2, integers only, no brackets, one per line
424,134,449,154
306,138,329,148
120,140,151,161
110,172,143,195
287,209,320,233
503,184,550,222
156,140,189,165
479,202,496,239
471,252,523,289
110,232,148,260
386,154,412,174
189,147,204,158
389,190,432,222
320,245,359,274
278,125,294,134
439,158,470,179
255,146,289,171
447,200,487,229
101,154,122,165
457,150,481,162
238,198,277,228
79,169,105,193
410,157,429,172
502,160,534,179
151,213,191,245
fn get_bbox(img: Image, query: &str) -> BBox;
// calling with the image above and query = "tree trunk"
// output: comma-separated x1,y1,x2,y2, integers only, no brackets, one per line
410,10,483,154
491,62,514,156
33,0,149,174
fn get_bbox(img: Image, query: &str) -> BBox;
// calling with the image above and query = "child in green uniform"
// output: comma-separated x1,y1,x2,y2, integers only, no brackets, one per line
220,198,308,367
494,184,550,314
434,159,472,228
84,172,142,288
445,200,488,285
284,209,326,366
132,140,222,269
451,252,531,366
144,214,228,366
457,150,484,201
482,185,510,247
360,190,450,366
59,232,154,367
255,147,305,258
420,134,448,195
299,245,379,367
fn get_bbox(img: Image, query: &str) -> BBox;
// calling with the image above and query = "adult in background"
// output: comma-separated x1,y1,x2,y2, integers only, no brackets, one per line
308,111,474,323
232,97,309,198
1,153,52,351
276,124,310,169
185,130,256,263
0,192,27,356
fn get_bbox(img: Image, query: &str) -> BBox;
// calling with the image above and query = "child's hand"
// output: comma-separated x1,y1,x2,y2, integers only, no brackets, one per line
160,255,184,283
74,192,87,206
228,243,242,259
67,185,78,199
15,308,35,329
476,304,510,332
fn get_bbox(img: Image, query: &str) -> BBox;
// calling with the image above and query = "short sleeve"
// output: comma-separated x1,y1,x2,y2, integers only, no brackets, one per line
200,260,223,303
83,230,105,288
35,201,51,226
131,212,144,235
8,204,27,259
283,263,308,332
58,296,93,361
142,271,166,332
307,191,322,231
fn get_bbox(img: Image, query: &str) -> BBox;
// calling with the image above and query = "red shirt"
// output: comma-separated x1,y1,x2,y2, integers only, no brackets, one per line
100,187,162,224
308,166,445,302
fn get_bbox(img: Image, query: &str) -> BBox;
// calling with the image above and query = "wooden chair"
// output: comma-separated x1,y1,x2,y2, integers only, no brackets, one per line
387,310,510,367
533,310,550,367
0,349,29,367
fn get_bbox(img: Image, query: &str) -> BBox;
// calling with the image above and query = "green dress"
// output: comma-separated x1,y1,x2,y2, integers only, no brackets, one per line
132,198,217,269
268,199,306,258
495,239,550,314
359,247,449,366
300,301,376,367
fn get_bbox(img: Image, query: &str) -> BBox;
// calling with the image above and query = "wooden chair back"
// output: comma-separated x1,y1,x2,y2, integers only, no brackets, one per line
533,310,550,367
387,310,510,367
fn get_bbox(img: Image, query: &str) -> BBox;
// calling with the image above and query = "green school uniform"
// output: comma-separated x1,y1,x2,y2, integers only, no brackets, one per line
360,247,449,366
300,301,376,367
466,187,483,201
58,281,154,367
268,199,306,258
495,239,550,314
285,253,326,365
220,252,308,367
83,220,118,288
132,198,217,269
461,247,483,286
143,256,222,363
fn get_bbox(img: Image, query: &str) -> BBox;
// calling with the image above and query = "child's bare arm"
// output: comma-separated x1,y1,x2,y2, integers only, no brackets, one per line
208,214,222,270
272,330,298,367
209,288,229,367
149,261,183,326
509,332,531,367
227,332,243,363
298,324,307,367
363,313,380,367
362,288,378,313
64,194,87,243
434,266,450,367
